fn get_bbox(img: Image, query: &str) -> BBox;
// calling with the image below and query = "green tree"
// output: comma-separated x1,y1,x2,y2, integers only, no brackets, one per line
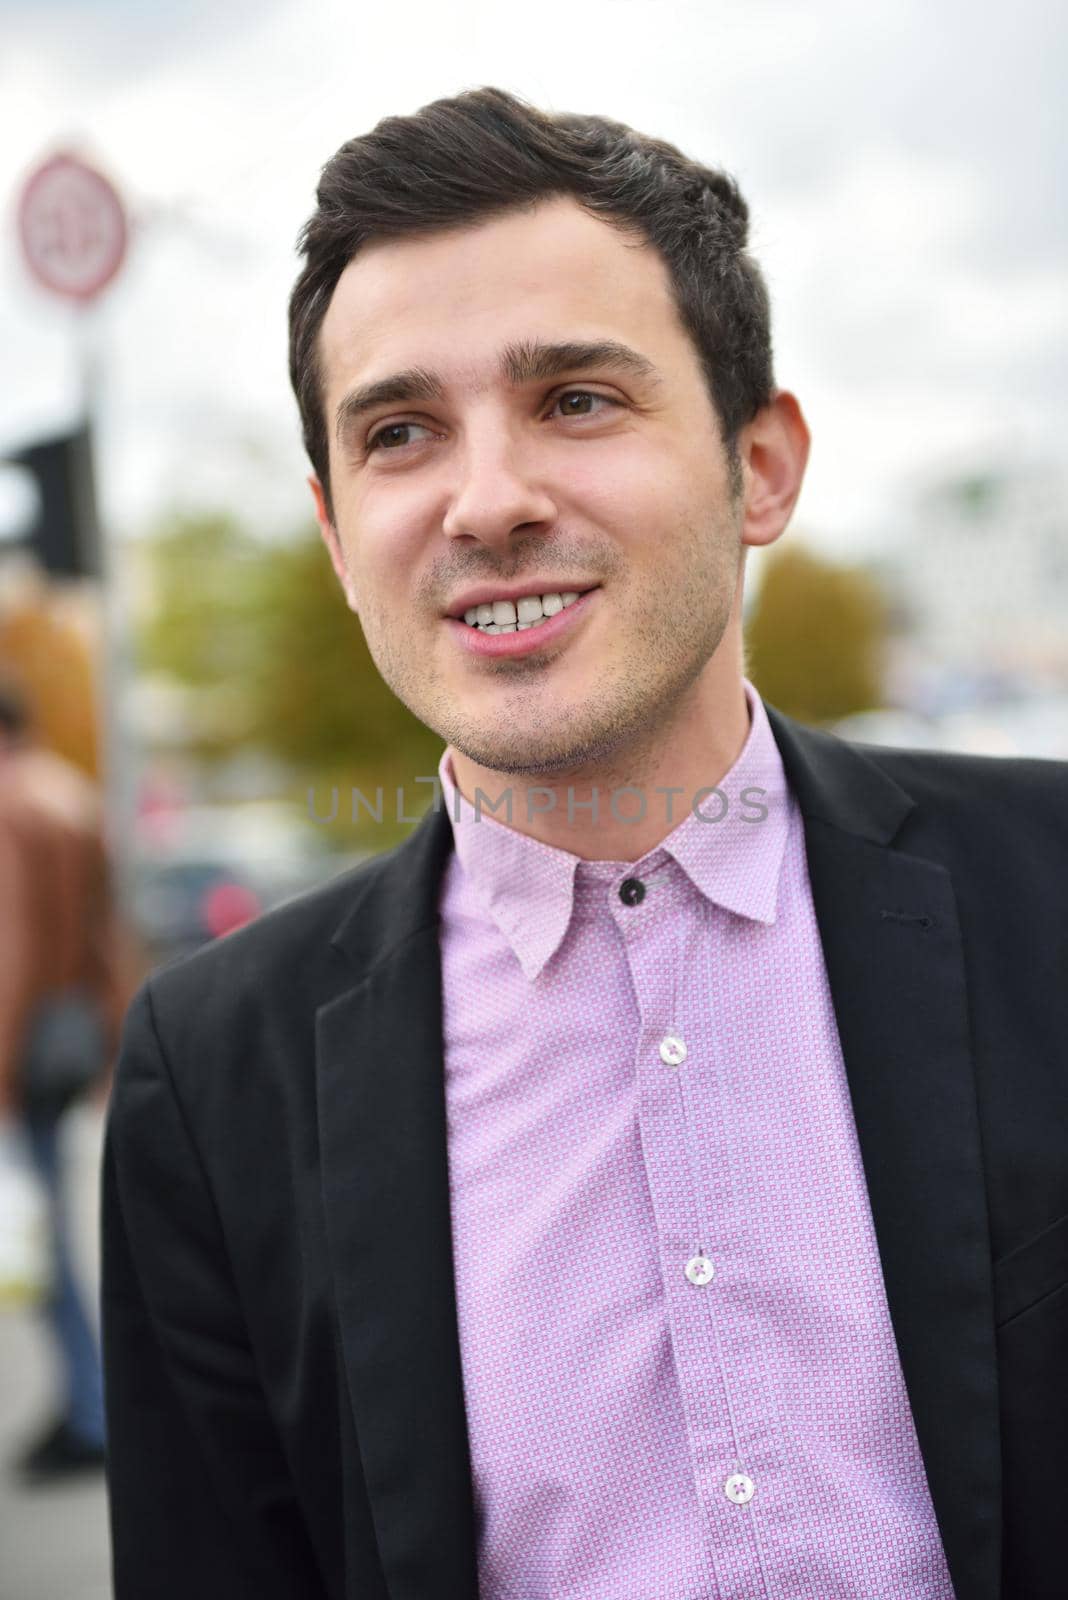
252,532,444,845
137,509,269,760
137,510,443,848
744,543,886,725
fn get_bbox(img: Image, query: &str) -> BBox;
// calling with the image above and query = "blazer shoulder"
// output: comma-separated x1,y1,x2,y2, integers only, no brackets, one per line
853,737,1068,800
845,737,1068,853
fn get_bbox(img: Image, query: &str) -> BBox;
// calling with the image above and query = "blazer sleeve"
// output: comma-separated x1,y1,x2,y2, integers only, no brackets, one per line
100,980,329,1600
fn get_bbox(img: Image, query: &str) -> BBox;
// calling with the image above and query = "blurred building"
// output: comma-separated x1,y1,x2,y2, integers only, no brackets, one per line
835,457,1068,759
882,458,1068,688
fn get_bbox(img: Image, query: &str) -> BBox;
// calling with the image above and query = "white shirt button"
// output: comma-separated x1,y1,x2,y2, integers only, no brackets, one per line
684,1253,714,1286
724,1473,755,1505
659,1035,687,1066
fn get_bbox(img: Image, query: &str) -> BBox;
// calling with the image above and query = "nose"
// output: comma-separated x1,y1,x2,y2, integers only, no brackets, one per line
441,425,559,548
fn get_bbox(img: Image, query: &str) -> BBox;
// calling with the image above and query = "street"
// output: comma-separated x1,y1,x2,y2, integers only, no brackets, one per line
0,1106,110,1600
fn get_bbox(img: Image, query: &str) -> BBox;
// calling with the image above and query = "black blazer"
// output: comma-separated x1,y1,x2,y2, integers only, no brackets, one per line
101,704,1068,1600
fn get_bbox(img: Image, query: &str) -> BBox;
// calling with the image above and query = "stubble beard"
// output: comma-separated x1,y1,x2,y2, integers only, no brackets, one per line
365,508,744,786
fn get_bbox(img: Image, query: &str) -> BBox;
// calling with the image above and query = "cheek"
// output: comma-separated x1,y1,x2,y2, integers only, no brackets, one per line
344,487,429,577
574,439,710,546
563,445,659,520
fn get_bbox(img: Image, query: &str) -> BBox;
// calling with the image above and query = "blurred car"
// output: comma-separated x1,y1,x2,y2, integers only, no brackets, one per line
833,696,1068,760
129,853,266,961
128,803,367,962
830,709,946,750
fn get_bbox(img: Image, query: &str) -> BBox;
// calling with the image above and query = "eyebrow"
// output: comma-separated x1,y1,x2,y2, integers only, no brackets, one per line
334,337,663,448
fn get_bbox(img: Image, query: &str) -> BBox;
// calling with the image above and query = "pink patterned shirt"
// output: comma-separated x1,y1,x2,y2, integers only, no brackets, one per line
436,680,956,1599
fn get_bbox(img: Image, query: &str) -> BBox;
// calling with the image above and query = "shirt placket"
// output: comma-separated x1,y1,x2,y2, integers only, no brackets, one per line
614,863,771,1600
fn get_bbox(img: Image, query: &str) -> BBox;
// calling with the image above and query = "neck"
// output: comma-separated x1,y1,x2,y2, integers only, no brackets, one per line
447,658,752,862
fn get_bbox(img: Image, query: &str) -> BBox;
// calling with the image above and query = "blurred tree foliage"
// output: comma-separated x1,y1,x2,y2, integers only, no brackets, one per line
139,510,444,848
744,543,887,725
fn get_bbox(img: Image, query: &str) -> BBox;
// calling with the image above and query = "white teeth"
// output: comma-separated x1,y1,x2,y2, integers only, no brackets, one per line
460,587,591,633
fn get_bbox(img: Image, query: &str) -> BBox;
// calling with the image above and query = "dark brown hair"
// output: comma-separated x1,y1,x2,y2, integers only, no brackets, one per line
288,85,775,523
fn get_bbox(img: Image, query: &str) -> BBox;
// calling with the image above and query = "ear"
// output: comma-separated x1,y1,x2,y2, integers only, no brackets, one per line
308,475,359,613
737,391,810,550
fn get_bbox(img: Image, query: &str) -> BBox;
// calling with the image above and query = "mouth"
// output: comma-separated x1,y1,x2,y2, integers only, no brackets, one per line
452,586,595,634
444,586,600,659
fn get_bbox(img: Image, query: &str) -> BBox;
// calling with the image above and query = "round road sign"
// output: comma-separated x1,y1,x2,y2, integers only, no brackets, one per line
17,151,127,303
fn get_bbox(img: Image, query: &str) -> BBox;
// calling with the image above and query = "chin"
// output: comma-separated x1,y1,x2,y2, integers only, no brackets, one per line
452,717,629,779
453,740,571,778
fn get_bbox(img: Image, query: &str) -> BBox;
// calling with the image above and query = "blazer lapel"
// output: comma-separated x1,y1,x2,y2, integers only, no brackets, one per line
316,802,479,1600
765,705,1002,1600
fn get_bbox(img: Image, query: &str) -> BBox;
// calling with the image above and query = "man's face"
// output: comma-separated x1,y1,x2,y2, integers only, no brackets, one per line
313,194,747,778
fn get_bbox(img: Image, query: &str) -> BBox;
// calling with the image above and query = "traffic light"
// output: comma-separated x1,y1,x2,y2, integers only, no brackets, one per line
3,420,102,579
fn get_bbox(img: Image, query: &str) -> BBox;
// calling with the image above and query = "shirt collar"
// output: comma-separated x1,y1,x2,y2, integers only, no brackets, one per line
438,678,792,981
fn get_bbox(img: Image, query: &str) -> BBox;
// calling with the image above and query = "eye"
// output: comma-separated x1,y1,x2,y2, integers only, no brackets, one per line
551,389,619,420
365,420,435,453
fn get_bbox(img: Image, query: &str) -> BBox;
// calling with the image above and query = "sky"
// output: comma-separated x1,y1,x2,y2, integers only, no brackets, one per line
1,0,1065,558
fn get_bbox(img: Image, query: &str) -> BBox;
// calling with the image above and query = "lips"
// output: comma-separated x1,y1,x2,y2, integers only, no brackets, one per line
444,585,600,659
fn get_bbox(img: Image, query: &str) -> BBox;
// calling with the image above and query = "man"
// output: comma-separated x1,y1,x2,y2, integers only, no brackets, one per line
0,681,125,1478
101,86,1067,1600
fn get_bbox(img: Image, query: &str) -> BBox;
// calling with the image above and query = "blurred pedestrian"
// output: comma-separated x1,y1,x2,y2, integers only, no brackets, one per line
0,678,126,1482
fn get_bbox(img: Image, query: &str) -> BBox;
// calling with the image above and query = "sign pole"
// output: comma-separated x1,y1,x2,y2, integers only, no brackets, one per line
16,148,133,907
76,303,136,914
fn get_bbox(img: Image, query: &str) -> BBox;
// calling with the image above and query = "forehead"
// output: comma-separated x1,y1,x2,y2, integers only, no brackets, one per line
316,195,683,408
